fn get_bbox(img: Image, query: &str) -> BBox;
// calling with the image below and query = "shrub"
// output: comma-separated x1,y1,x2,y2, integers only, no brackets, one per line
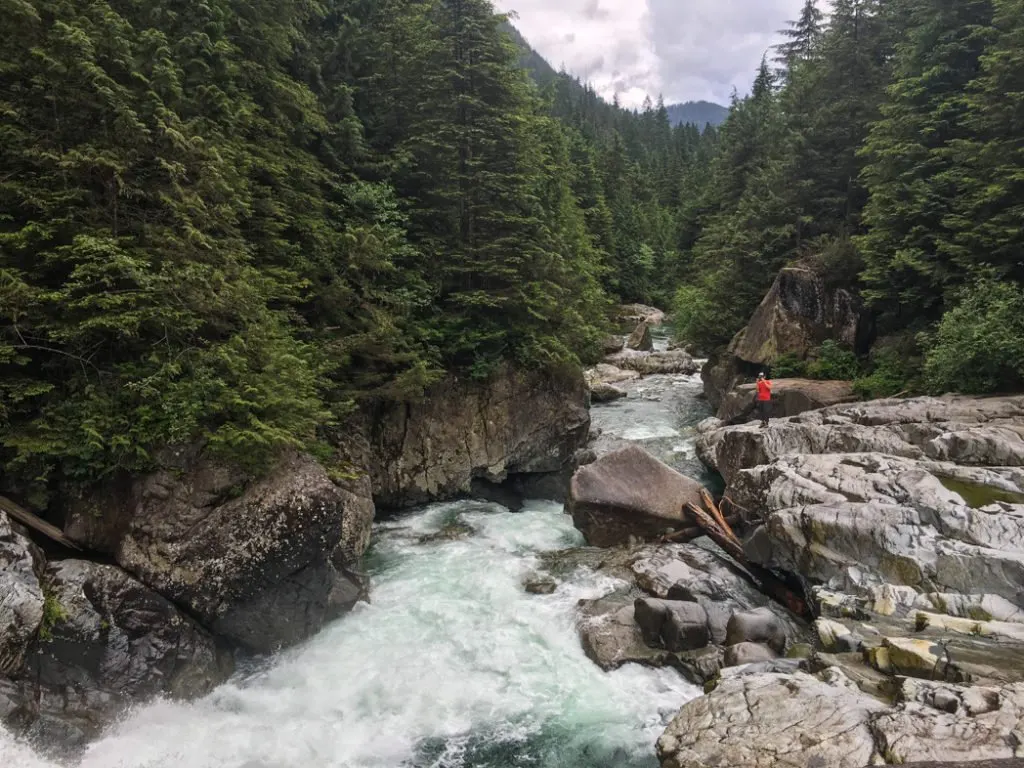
923,280,1024,395
805,340,860,381
770,353,807,378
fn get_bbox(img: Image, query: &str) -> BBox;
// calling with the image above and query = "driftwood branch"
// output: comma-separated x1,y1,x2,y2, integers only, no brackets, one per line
683,494,812,620
0,495,81,550
658,513,742,544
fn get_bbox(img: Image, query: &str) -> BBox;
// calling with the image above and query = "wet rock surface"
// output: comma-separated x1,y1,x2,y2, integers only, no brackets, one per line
2,557,230,755
0,513,44,676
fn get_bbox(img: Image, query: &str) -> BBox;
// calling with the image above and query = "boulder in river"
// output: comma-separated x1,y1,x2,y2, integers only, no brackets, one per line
617,304,666,327
634,598,710,652
590,382,628,403
568,446,704,547
626,322,654,352
605,349,700,376
577,592,674,671
66,449,374,652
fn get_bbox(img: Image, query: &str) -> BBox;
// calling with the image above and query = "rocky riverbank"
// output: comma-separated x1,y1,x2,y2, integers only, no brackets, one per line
0,364,592,756
562,390,1024,766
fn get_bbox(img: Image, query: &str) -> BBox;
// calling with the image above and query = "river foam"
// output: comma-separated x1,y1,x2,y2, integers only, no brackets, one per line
3,500,698,768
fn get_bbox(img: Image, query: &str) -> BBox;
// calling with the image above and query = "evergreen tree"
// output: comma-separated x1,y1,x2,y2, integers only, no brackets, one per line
858,0,997,328
775,0,825,75
945,0,1024,284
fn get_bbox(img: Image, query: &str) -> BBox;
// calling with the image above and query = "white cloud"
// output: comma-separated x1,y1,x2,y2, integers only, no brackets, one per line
494,0,807,107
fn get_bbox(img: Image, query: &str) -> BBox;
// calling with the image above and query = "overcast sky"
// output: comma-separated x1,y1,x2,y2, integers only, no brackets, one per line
493,0,807,108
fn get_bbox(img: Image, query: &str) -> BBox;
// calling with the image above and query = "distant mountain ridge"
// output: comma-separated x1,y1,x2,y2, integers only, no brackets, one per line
502,24,728,130
665,101,729,128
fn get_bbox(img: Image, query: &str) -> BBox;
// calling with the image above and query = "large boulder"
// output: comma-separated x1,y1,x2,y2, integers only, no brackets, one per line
730,267,869,367
586,363,641,387
362,364,590,508
3,559,229,753
65,450,374,652
568,446,704,547
657,671,886,768
698,394,1024,485
634,598,710,652
626,322,654,352
577,592,673,671
0,513,44,676
701,266,872,408
590,382,628,404
605,349,700,376
617,304,666,327
657,669,1024,768
717,378,857,424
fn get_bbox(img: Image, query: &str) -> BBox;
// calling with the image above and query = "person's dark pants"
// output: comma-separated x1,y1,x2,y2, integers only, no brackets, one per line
756,399,771,425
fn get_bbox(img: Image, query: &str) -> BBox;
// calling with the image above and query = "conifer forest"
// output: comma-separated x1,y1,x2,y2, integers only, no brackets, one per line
2,0,1023,499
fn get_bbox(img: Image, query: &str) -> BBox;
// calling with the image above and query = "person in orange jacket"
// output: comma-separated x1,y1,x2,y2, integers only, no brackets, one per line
755,372,772,428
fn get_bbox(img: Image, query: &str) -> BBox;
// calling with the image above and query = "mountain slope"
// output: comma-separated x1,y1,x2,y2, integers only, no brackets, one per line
665,101,729,128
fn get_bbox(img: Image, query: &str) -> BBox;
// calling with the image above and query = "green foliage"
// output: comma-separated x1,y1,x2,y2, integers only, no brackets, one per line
39,593,68,642
806,341,861,381
854,345,922,400
0,0,622,499
924,280,1024,395
771,353,808,379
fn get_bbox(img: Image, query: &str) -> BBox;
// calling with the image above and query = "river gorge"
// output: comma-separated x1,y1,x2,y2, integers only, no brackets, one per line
0,360,713,768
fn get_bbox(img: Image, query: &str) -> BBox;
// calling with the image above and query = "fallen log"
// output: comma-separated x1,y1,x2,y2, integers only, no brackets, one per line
686,498,811,619
0,495,81,550
657,513,743,544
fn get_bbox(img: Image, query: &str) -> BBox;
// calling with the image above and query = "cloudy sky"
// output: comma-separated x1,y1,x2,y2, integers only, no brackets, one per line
492,0,807,108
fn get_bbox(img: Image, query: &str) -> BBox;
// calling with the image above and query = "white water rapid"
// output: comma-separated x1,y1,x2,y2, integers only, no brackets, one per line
2,354,713,768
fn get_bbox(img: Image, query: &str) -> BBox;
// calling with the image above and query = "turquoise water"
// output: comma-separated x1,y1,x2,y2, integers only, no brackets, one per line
2,501,697,768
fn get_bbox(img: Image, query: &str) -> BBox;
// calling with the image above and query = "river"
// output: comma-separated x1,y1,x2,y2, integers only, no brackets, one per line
1,360,714,768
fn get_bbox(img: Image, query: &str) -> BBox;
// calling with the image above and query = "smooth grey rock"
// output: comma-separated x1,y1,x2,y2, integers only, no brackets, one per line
630,544,806,645
0,513,44,675
725,450,1024,607
871,679,1024,764
590,382,628,403
657,671,886,768
634,598,710,652
585,364,641,387
605,349,700,376
723,642,778,667
568,446,704,547
726,607,787,654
